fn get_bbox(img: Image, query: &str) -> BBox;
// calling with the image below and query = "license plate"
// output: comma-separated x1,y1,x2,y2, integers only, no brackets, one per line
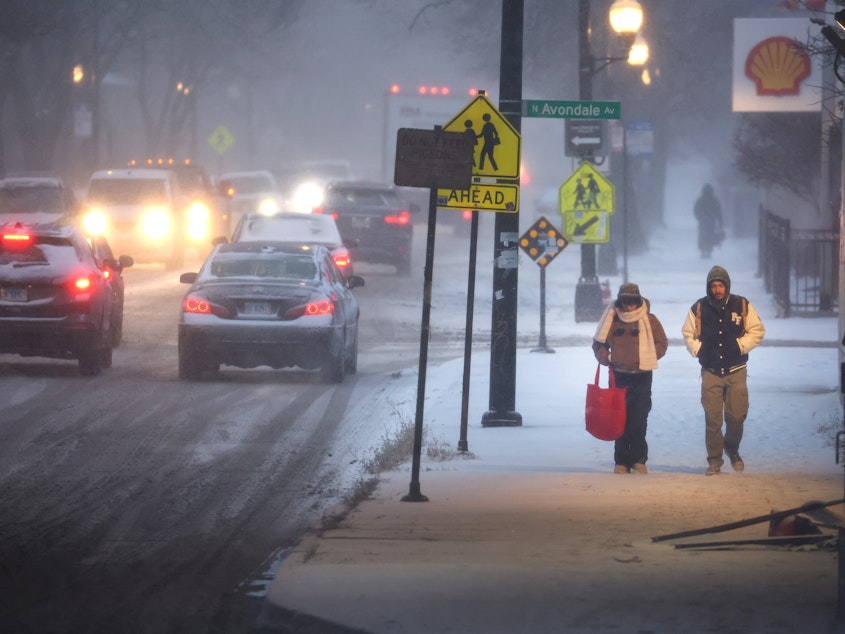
351,216,371,229
243,301,272,315
1,286,27,302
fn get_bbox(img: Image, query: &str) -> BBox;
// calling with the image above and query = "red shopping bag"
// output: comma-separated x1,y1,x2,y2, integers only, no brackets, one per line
585,363,627,441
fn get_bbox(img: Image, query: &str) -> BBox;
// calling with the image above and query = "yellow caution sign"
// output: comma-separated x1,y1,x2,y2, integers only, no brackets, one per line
442,94,521,180
558,162,614,215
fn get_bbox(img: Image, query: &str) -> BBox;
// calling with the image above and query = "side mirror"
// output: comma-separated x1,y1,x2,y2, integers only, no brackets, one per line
347,275,365,290
119,254,134,269
212,235,228,246
179,272,198,284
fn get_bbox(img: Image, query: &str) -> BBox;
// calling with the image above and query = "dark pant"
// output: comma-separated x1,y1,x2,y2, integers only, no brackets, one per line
611,370,653,468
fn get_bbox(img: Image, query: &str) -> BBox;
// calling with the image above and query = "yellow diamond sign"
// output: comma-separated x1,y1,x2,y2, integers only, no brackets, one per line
442,94,521,180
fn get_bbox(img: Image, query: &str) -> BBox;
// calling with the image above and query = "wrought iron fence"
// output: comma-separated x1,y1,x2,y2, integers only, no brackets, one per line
758,207,839,317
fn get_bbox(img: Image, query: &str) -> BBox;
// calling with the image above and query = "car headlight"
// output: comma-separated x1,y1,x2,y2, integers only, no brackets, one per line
186,201,209,241
142,207,171,239
258,197,280,216
290,181,324,213
82,209,108,235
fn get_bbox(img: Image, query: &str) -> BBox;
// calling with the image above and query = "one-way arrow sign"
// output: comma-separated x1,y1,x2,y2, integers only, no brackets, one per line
565,119,605,157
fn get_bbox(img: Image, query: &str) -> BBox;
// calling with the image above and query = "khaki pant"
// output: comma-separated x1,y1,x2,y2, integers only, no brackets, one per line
700,368,748,467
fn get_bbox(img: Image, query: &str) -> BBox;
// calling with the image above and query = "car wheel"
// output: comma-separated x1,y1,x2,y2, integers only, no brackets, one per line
99,346,113,369
78,348,102,376
321,338,345,384
111,311,123,348
178,343,204,380
345,330,358,375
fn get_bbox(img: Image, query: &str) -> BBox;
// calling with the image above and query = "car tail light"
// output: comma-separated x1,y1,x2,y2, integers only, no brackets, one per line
284,300,335,319
461,209,473,221
2,231,32,246
312,207,339,221
332,249,351,270
183,295,231,318
384,210,410,225
69,274,94,301
102,268,112,281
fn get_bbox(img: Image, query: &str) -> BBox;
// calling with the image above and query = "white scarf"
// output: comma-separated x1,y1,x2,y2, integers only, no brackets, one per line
593,302,659,371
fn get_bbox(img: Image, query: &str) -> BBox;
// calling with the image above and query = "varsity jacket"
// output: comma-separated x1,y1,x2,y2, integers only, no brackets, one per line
681,294,765,376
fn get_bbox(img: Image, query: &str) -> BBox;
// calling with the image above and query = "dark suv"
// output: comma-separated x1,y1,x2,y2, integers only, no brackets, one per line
315,181,415,276
0,221,130,375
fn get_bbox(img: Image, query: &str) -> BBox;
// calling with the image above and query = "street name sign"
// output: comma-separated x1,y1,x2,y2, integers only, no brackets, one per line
437,182,519,213
394,128,473,189
523,100,621,120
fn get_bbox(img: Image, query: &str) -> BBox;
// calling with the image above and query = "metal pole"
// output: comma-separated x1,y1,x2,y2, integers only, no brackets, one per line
622,122,629,283
574,0,604,322
458,210,480,452
401,186,437,503
531,265,554,353
482,0,523,427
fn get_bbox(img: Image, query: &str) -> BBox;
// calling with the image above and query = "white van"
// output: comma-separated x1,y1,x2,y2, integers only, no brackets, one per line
82,169,186,268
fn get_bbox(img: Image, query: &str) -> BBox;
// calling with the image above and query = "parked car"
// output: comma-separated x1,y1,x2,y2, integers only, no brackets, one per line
314,181,415,276
0,221,130,375
177,242,364,382
217,170,282,226
229,211,353,278
0,176,79,223
82,168,185,268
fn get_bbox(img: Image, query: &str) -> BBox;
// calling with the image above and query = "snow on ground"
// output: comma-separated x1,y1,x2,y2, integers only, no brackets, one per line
338,206,841,480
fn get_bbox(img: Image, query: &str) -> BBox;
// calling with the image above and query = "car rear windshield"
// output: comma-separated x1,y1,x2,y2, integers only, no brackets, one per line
0,186,64,214
207,253,316,280
88,178,167,205
238,215,341,243
327,188,396,207
0,236,82,268
229,175,274,195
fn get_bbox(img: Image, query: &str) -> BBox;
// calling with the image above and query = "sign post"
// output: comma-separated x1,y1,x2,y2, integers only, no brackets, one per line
519,217,569,353
393,126,474,503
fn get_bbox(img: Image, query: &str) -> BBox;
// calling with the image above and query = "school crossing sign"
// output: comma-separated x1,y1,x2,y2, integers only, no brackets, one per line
436,93,521,213
558,162,615,244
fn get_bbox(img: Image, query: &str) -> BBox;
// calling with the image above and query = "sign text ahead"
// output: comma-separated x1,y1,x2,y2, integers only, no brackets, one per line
523,100,621,120
437,182,519,213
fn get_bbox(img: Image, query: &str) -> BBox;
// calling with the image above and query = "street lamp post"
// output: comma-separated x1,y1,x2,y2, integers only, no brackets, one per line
574,0,644,322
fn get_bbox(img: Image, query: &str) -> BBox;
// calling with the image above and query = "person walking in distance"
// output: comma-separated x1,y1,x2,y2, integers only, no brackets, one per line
593,283,668,475
693,183,724,258
681,266,765,476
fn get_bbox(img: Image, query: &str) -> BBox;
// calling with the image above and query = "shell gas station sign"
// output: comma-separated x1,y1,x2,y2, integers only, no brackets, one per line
733,18,822,112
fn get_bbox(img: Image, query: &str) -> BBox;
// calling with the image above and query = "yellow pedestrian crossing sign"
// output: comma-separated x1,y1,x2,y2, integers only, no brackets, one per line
442,94,521,179
559,162,614,214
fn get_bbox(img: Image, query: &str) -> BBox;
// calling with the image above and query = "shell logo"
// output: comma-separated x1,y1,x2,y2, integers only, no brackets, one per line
745,36,811,96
